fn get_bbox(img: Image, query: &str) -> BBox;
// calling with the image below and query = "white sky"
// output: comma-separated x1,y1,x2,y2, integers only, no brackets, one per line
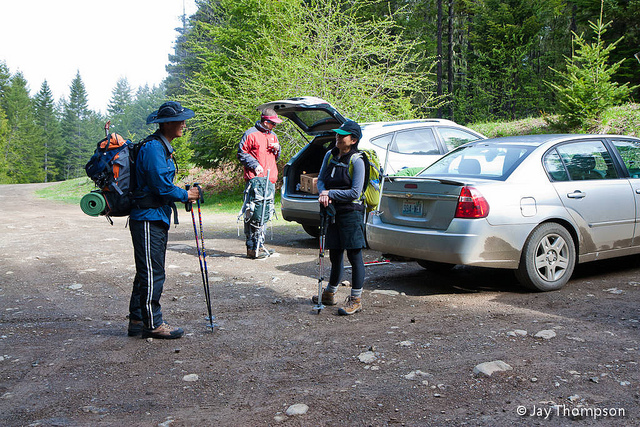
0,0,198,114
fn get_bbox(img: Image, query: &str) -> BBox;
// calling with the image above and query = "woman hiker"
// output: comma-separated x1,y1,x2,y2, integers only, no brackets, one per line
312,120,366,315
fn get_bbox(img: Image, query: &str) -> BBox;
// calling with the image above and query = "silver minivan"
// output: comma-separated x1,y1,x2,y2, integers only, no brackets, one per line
258,97,486,236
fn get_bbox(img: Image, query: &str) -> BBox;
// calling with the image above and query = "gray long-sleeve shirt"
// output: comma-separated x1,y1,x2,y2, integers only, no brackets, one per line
317,150,365,203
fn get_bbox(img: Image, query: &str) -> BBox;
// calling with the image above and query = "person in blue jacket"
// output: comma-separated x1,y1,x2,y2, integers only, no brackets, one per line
127,101,200,339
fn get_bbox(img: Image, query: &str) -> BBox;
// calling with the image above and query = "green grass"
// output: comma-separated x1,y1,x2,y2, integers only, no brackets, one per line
470,116,557,138
469,103,640,138
35,177,282,215
203,189,282,214
35,177,95,203
595,104,640,137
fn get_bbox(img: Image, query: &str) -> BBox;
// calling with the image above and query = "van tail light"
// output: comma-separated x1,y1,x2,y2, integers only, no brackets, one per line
455,186,489,218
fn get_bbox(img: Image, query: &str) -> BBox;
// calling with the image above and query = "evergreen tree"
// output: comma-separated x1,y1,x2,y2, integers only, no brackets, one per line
0,61,10,110
0,64,9,182
456,0,566,122
34,80,61,182
546,14,636,128
59,71,93,179
0,106,9,183
2,72,44,183
124,83,166,141
568,0,640,100
165,4,196,97
107,77,133,135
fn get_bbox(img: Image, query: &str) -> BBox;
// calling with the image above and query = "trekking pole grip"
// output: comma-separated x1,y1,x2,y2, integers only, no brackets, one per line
194,183,204,203
185,184,192,212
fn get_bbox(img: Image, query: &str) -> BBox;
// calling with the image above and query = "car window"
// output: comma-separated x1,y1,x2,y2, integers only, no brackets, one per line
370,133,394,151
295,110,338,132
552,141,618,180
437,127,483,150
543,150,570,181
611,139,640,178
394,128,439,155
420,144,532,180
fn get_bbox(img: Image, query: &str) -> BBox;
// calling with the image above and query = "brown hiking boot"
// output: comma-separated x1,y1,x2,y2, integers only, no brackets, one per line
311,289,337,306
247,249,257,259
142,322,184,339
127,319,144,337
338,296,362,315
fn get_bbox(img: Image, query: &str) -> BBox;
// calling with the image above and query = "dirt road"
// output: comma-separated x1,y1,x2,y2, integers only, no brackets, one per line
0,183,637,426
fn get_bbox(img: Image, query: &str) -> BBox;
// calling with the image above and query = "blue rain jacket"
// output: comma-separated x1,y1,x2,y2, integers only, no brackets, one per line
130,131,188,226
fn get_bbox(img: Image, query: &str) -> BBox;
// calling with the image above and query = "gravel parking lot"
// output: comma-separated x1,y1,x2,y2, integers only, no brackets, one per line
0,183,637,426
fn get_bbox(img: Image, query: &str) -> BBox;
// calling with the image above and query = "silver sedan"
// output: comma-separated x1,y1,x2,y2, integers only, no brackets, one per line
367,134,640,291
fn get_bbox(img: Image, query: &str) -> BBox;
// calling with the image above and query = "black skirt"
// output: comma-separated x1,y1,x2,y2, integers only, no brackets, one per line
325,209,366,250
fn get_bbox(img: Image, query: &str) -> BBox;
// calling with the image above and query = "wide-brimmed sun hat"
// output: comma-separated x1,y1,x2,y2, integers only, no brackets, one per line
146,101,195,124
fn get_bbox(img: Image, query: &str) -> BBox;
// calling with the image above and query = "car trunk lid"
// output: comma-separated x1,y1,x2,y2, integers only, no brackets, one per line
378,177,467,230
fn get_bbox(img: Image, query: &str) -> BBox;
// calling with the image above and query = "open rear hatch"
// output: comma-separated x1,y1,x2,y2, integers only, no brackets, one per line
257,97,345,135
259,97,347,197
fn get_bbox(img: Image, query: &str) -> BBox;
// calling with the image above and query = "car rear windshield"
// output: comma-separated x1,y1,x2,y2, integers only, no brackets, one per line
295,110,338,132
419,143,534,180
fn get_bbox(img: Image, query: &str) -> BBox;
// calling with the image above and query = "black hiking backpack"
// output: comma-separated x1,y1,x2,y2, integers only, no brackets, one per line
82,124,169,222
84,131,136,218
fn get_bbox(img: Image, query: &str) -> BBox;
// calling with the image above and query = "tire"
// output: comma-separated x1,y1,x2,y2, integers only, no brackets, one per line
417,260,456,272
302,224,320,238
515,223,576,291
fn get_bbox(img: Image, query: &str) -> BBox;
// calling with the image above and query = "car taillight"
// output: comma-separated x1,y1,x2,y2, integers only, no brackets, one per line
455,186,489,218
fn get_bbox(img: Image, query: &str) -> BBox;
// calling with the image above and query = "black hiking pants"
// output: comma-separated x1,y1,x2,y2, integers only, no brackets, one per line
129,219,168,329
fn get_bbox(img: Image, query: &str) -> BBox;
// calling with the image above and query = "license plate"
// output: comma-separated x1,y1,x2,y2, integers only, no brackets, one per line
402,200,423,216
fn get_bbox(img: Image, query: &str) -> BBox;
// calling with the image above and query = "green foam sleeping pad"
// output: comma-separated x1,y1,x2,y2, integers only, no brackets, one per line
80,191,106,216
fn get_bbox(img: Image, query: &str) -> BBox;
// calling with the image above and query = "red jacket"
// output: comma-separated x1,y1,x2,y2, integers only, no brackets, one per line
237,121,280,183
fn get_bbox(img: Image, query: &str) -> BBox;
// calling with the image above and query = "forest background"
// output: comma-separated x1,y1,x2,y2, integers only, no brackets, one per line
1,0,639,189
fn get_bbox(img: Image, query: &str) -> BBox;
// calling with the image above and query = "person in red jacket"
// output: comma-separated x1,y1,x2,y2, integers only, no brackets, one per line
237,108,282,258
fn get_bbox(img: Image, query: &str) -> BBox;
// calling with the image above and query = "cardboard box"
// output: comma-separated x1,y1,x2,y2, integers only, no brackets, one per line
299,173,319,194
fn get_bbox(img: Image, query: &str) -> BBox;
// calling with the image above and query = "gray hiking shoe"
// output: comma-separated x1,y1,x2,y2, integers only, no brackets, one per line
142,322,184,339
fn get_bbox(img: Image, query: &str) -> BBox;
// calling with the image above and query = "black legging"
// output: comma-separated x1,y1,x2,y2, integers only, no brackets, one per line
329,248,364,290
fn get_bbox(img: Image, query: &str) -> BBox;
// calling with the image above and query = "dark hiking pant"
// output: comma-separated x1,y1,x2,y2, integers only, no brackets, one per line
329,248,365,290
129,219,168,329
244,220,260,251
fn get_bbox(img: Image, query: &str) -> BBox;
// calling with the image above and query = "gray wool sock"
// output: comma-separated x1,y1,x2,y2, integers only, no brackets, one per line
326,284,339,294
351,288,363,298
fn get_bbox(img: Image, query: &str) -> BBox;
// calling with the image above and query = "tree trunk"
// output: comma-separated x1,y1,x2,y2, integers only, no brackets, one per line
448,0,454,120
437,0,443,118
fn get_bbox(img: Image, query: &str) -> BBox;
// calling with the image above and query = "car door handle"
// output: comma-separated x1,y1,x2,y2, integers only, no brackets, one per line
636,189,640,194
567,191,586,199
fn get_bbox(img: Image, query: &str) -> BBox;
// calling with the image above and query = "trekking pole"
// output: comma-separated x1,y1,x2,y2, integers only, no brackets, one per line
186,184,210,329
313,205,327,314
104,120,110,138
186,184,215,331
313,203,334,313
375,139,392,214
195,183,216,330
345,258,391,269
257,169,271,257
